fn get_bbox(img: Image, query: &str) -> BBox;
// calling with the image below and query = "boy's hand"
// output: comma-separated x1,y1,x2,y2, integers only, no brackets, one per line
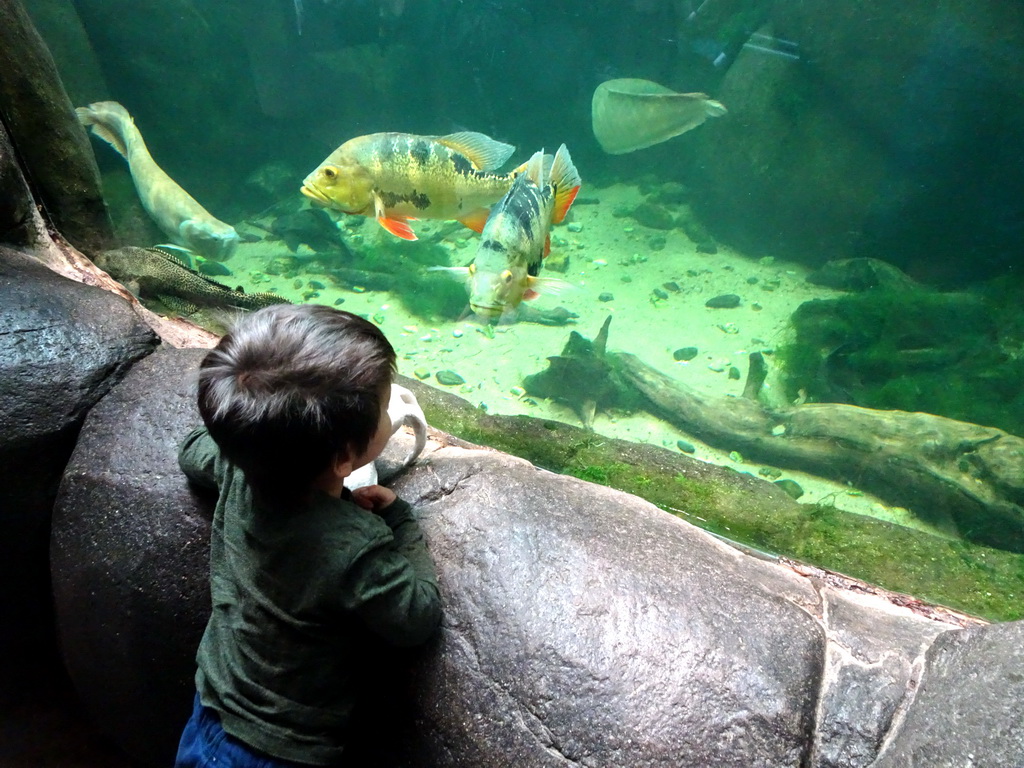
351,484,397,512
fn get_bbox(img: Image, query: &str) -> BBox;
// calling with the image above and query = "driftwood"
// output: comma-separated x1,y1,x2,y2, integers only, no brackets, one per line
619,352,1024,553
524,319,1024,552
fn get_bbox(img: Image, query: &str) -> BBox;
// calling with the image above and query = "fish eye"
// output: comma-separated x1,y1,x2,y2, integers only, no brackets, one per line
322,167,338,179
501,270,512,284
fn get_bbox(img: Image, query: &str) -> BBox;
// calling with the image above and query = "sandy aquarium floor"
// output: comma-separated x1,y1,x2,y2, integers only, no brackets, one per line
219,182,946,538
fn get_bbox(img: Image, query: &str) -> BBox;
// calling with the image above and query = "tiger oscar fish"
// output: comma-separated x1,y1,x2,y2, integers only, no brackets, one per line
77,101,240,261
300,131,522,241
441,144,581,321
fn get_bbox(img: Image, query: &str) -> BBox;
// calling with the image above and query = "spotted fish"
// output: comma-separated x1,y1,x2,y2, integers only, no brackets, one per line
301,131,521,241
93,246,288,315
439,144,581,322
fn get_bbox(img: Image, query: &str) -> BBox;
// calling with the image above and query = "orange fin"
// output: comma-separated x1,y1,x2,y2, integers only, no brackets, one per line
378,216,417,240
457,208,491,234
549,144,583,224
373,191,418,240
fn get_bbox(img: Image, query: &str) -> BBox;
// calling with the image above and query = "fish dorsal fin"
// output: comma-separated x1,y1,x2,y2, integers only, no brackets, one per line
549,144,582,224
436,131,516,171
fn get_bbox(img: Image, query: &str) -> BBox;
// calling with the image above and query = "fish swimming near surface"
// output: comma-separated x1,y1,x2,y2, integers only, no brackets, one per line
77,101,240,260
301,131,521,241
438,144,581,322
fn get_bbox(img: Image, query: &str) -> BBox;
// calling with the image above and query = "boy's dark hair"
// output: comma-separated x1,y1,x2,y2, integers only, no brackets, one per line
197,304,396,505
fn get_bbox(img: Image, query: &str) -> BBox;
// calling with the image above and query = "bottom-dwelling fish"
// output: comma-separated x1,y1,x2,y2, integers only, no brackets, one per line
439,144,581,322
77,101,240,261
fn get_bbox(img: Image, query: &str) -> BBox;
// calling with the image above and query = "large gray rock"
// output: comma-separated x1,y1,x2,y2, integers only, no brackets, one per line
50,345,1011,768
872,620,1024,766
394,446,824,767
0,247,156,697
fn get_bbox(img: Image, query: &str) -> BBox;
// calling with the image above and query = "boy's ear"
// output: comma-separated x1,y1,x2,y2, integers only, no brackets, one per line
331,450,354,478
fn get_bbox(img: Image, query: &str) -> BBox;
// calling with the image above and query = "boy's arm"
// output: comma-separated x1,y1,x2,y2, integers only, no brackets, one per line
342,502,442,647
177,426,221,490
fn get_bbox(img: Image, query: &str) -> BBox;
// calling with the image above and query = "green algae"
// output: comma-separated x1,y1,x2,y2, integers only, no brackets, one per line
410,379,1024,622
777,288,1024,437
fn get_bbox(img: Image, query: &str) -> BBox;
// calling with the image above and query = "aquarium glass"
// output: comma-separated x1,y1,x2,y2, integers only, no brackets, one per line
24,0,1024,620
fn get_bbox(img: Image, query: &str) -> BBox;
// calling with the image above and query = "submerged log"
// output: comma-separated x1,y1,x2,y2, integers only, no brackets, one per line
618,351,1024,553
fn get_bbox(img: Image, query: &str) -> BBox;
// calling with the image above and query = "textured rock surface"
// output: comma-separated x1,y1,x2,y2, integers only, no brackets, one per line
0,0,114,253
47,345,1012,768
872,620,1024,766
0,247,156,695
51,348,209,764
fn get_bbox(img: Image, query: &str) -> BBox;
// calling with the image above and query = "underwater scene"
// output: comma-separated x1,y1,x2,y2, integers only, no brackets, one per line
25,0,1024,620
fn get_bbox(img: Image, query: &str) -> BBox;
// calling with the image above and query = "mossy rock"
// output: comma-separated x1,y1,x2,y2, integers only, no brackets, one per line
400,377,1024,622
777,288,1024,437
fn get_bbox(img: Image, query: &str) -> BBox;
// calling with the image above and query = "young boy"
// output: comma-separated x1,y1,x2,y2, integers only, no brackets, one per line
174,304,442,767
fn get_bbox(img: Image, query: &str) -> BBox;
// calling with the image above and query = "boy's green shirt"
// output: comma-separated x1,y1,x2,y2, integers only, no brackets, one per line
178,426,441,766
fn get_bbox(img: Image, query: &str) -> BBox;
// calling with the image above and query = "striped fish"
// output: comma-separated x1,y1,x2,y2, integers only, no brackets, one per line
301,131,520,241
438,144,581,321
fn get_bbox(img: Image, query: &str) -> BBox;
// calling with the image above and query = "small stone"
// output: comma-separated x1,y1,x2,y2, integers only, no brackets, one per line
759,467,783,479
774,478,805,500
510,386,526,397
705,293,741,309
632,201,675,230
728,366,741,380
414,368,431,380
435,370,465,386
676,439,696,454
308,279,326,290
598,292,615,302
673,346,699,362
648,235,667,251
567,221,583,233
653,288,669,300
708,359,728,372
663,281,681,293
293,279,304,289
452,328,464,338
333,297,345,305
620,275,633,283
372,312,385,324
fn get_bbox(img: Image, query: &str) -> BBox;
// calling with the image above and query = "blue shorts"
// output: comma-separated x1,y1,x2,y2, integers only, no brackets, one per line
174,693,307,768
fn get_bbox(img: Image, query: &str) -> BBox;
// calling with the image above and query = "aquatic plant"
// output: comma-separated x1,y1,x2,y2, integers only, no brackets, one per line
777,288,1024,436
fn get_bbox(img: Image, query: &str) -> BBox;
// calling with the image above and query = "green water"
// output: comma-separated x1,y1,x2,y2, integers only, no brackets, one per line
25,0,1024,619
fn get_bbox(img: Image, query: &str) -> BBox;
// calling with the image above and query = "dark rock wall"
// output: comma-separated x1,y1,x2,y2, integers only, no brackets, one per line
692,0,1024,283
0,0,114,253
0,247,157,697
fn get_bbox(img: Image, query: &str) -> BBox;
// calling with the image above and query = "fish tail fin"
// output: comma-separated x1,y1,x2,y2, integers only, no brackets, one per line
549,144,582,224
523,149,548,186
76,101,135,159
